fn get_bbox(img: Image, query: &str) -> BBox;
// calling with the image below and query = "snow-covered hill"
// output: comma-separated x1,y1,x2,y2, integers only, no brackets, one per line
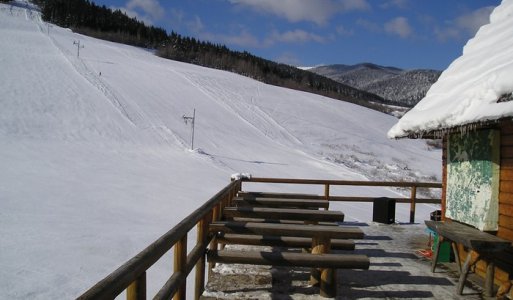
310,63,441,107
0,2,441,299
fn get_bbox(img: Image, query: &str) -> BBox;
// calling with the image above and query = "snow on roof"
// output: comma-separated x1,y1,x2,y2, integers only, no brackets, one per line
388,0,513,138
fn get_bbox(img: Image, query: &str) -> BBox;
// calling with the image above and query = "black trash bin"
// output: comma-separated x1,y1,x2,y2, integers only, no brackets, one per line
430,210,442,221
373,197,396,224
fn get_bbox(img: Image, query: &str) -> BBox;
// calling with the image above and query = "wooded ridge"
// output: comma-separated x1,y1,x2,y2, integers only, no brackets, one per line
31,0,394,113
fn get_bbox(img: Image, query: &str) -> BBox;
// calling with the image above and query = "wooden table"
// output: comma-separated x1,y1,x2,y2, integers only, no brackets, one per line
425,221,511,296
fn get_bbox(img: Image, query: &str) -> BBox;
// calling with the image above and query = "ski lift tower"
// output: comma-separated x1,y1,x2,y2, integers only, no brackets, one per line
182,109,196,150
73,40,84,57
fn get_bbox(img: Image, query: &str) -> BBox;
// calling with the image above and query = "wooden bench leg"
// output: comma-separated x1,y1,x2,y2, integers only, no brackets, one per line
451,242,461,274
485,260,495,297
431,236,441,273
457,252,474,295
320,268,335,298
310,236,324,286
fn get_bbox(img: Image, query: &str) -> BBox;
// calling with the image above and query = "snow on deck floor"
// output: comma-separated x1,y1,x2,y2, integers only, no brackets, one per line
202,223,485,300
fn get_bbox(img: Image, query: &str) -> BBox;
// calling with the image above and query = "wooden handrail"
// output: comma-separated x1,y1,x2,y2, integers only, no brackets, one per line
78,177,441,300
241,177,442,223
78,179,241,300
244,177,442,188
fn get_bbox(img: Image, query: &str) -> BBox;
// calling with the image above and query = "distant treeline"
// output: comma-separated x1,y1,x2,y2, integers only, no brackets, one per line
33,0,167,48
32,0,391,111
157,37,390,109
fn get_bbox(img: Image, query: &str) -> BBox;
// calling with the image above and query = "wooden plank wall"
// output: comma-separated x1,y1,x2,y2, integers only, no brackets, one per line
500,121,513,241
443,122,513,297
496,121,513,298
441,137,447,220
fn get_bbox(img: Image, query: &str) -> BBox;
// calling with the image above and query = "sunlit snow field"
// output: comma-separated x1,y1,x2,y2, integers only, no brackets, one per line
0,1,441,298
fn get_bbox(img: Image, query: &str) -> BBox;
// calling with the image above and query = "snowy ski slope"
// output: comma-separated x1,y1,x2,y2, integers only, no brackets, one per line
0,2,440,298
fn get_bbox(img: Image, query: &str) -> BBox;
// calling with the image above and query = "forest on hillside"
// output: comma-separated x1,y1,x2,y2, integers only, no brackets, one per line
29,0,394,112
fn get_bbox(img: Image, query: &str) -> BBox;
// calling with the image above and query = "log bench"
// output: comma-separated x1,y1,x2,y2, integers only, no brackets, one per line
222,207,344,223
216,233,355,250
425,220,512,296
233,197,330,209
229,217,338,226
207,249,369,297
209,221,366,297
210,221,363,239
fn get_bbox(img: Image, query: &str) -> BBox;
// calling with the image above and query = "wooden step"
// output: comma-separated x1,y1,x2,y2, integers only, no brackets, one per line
217,233,355,250
207,249,370,269
233,197,329,209
210,221,364,239
223,207,344,222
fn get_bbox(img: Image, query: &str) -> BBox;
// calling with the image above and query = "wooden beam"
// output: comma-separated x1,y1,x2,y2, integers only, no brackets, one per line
222,207,345,222
410,186,417,223
173,236,187,300
239,192,321,200
194,218,208,300
237,192,440,204
230,217,338,226
242,177,442,188
207,250,369,269
216,233,355,250
127,272,146,300
233,197,329,209
209,221,364,239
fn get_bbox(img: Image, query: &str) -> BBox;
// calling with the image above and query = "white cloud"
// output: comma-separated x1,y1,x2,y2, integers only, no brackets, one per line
356,18,381,33
170,9,185,25
380,0,408,9
268,29,327,44
274,52,302,66
384,17,413,38
455,6,494,36
187,15,204,33
198,28,328,49
126,0,164,20
227,0,370,25
113,0,165,25
336,25,354,37
435,6,494,42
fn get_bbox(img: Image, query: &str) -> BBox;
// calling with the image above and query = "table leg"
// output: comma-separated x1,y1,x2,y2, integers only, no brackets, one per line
451,242,461,274
457,252,475,295
431,236,441,273
485,260,495,297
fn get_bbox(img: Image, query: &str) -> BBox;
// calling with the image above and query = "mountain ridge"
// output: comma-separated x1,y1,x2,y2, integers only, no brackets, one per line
310,63,441,108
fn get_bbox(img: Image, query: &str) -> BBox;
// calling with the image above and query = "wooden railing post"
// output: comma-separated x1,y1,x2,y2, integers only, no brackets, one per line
324,184,330,210
410,185,417,223
194,217,209,300
174,235,187,300
127,272,146,300
208,206,220,277
324,184,330,200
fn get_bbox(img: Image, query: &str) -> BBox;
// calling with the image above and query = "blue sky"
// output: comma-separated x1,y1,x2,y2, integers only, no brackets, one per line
92,0,501,70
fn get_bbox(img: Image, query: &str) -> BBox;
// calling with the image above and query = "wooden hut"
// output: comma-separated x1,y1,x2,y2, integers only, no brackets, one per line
388,0,513,297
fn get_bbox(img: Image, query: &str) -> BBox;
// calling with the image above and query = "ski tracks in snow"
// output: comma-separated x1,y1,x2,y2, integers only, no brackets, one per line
179,72,304,146
25,8,184,149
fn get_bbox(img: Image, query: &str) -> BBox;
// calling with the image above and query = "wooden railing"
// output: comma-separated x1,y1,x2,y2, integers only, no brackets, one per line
77,177,441,300
78,179,241,300
240,177,442,223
